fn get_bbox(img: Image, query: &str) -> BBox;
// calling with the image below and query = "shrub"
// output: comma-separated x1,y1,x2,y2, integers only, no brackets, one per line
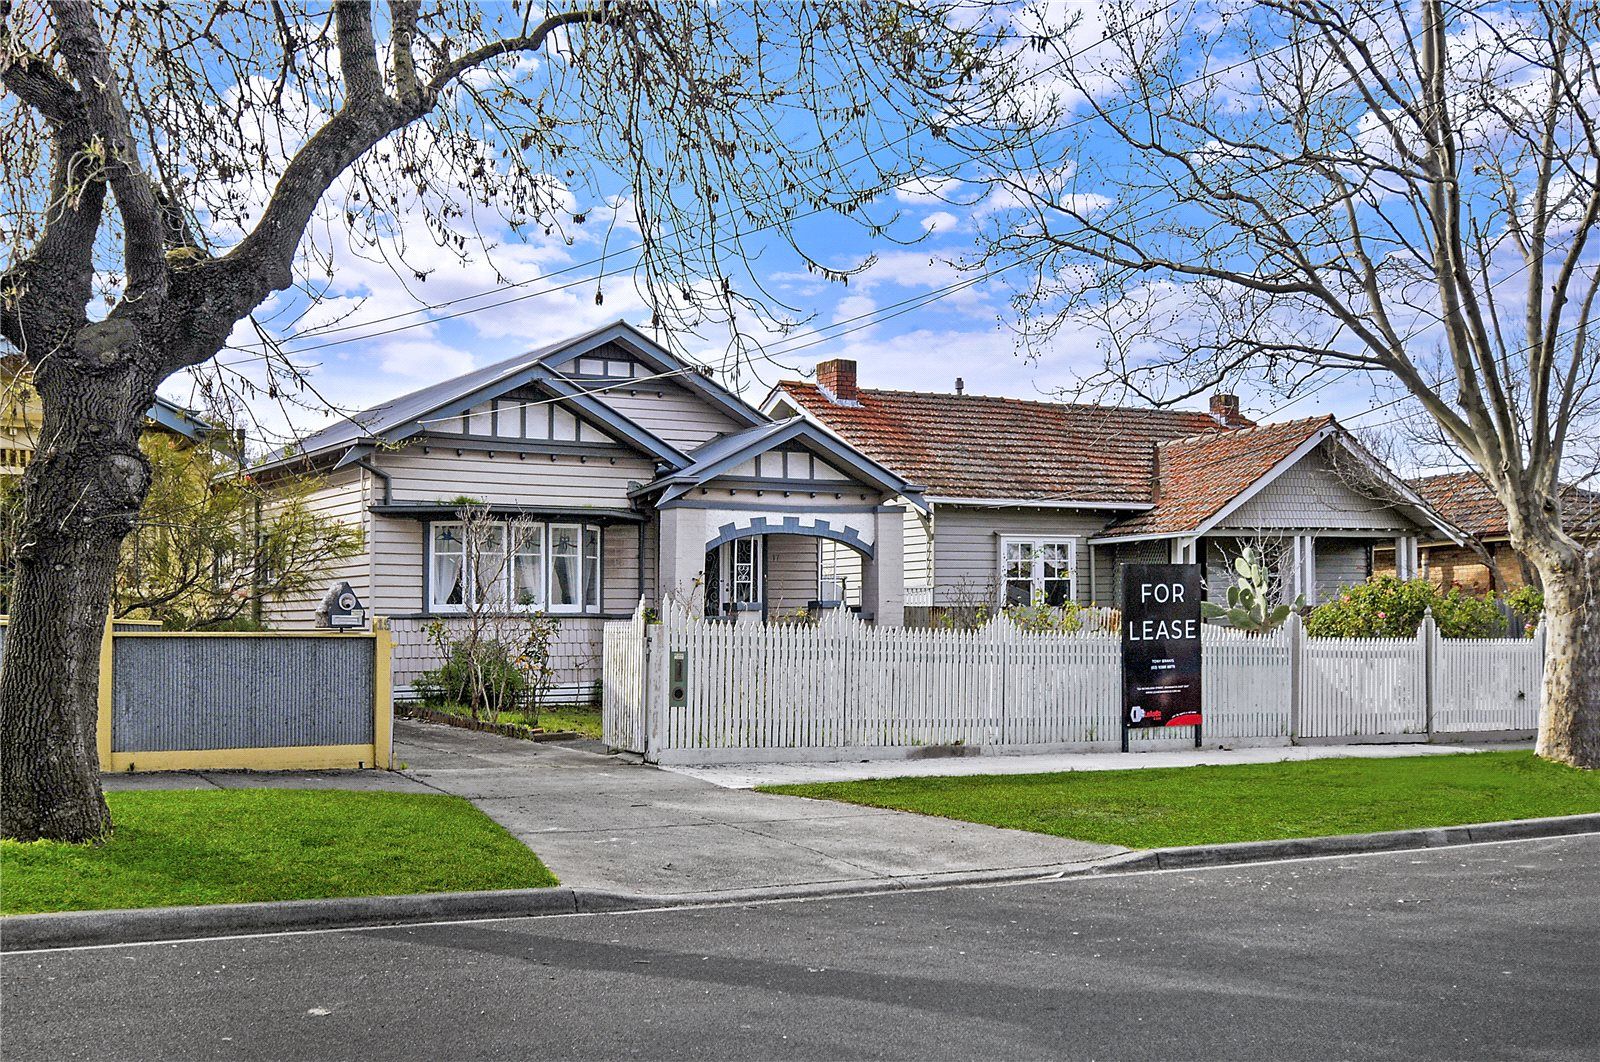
414,614,558,720
1306,576,1505,638
1504,584,1544,628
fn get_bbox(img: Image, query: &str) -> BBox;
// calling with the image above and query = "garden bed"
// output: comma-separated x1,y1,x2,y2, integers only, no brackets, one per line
400,703,582,742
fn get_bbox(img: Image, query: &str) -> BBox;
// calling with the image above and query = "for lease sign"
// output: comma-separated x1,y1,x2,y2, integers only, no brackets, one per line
1121,563,1204,729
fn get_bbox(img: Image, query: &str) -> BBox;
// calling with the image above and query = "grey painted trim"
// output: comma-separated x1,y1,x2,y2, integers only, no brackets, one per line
705,515,875,559
374,503,644,523
657,499,898,514
654,419,921,504
412,432,637,460
685,475,889,495
558,322,768,430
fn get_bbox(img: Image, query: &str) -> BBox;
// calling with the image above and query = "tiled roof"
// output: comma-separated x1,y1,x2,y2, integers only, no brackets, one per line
774,382,1231,504
1098,417,1335,538
1409,471,1600,540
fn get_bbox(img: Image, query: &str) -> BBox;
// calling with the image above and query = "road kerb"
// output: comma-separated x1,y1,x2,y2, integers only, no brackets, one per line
5,813,1596,952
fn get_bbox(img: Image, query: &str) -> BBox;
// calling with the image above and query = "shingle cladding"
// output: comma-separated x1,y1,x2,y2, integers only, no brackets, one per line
775,382,1227,504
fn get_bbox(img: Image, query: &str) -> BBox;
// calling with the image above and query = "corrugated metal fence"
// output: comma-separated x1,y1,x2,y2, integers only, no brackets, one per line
0,616,392,772
604,607,1542,764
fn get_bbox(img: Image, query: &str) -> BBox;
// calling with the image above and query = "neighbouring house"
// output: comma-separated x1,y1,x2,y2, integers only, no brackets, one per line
249,321,922,700
1,358,215,480
1373,471,1600,593
764,360,1463,616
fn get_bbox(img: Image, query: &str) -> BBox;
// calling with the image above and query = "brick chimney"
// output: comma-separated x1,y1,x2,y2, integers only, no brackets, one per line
1210,392,1251,427
817,358,859,404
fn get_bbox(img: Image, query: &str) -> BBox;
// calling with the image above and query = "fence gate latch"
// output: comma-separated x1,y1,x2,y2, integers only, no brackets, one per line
669,651,688,707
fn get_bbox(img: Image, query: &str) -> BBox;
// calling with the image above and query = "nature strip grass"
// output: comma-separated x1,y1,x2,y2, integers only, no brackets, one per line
0,789,557,915
760,751,1600,849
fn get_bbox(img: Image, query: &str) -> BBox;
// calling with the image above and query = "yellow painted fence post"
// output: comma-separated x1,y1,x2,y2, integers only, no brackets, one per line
372,617,393,769
96,617,115,770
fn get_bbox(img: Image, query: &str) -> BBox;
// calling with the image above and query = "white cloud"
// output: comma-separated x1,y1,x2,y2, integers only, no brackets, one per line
920,210,961,234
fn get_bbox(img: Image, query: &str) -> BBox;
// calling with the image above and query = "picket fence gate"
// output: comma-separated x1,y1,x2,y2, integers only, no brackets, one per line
601,605,1544,764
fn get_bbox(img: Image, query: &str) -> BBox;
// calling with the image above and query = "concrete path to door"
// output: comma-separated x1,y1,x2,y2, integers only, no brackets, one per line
392,719,1123,896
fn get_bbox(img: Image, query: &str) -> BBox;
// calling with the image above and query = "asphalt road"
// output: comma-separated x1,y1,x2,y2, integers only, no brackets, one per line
4,836,1597,1061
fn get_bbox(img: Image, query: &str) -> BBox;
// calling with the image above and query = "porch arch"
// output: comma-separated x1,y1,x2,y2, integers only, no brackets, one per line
704,515,875,560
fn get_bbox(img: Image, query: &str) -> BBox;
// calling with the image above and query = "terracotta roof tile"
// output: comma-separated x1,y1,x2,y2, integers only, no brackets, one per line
1099,417,1335,537
1409,471,1600,540
776,381,1232,504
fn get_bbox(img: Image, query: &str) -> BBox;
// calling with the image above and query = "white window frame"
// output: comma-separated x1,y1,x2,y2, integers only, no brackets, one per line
998,536,1078,608
427,519,602,615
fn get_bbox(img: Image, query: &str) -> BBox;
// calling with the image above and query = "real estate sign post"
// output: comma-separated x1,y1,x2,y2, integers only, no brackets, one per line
1121,563,1204,751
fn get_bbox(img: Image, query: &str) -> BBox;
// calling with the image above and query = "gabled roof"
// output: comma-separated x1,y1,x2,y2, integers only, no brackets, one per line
1094,417,1463,543
1093,417,1335,539
635,417,925,506
254,320,763,473
770,382,1228,505
1410,471,1600,541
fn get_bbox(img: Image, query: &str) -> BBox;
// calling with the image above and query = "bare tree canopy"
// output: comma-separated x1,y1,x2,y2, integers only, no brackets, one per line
0,0,1021,841
964,0,1599,766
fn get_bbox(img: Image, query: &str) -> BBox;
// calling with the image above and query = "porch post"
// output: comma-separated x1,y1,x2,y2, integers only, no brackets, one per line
861,505,905,627
655,504,708,615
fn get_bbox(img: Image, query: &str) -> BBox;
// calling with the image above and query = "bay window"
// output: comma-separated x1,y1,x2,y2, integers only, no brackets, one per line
428,519,602,613
1000,537,1076,607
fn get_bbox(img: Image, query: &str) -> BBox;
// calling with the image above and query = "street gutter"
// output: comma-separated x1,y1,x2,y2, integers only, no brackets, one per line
5,812,1597,952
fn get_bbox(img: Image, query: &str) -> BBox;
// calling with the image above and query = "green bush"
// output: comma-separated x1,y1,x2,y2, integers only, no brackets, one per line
415,638,530,717
1505,583,1544,619
1306,575,1505,638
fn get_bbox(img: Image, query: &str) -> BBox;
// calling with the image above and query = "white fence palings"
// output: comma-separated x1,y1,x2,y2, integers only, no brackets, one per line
602,608,1544,760
1300,636,1427,738
1433,633,1543,733
1202,625,1294,740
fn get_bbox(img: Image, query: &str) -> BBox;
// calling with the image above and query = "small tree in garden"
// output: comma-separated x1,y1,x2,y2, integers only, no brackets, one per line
1306,577,1504,639
415,504,558,723
1202,546,1304,634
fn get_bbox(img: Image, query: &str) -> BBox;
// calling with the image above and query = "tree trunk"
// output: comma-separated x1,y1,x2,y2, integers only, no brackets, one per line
1533,549,1600,769
0,324,157,842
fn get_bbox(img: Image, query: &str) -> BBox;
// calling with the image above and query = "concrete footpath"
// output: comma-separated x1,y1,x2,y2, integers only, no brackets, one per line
668,739,1529,789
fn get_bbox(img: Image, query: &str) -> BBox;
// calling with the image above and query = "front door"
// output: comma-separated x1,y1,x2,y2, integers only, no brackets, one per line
705,538,762,618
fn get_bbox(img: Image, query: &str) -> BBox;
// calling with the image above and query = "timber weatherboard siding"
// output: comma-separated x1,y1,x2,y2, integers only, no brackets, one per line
262,466,372,629
930,505,1112,606
589,377,748,450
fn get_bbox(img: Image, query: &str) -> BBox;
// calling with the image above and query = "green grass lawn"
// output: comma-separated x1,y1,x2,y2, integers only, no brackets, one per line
760,751,1600,849
536,705,603,740
0,789,557,915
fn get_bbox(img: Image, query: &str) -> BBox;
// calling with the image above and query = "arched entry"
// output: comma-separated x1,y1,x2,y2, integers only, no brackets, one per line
702,518,875,619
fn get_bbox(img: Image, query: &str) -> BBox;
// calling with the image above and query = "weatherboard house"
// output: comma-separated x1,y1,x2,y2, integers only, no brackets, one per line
763,359,1463,617
254,322,1462,699
252,321,922,698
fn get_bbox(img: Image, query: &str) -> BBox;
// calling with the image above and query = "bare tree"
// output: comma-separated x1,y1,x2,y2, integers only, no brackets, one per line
967,0,1600,767
0,0,1021,840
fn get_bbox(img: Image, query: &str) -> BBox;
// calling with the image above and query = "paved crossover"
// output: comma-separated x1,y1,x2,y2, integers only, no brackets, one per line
5,836,1596,1060
391,720,1121,894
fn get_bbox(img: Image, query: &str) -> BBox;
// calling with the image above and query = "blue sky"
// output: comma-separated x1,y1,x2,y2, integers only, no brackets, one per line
156,2,1461,459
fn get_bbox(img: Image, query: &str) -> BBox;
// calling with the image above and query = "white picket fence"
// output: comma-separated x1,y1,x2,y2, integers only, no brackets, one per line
602,606,1544,764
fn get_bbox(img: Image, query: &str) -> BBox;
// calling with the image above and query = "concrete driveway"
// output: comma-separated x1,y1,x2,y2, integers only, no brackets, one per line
394,719,1122,897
